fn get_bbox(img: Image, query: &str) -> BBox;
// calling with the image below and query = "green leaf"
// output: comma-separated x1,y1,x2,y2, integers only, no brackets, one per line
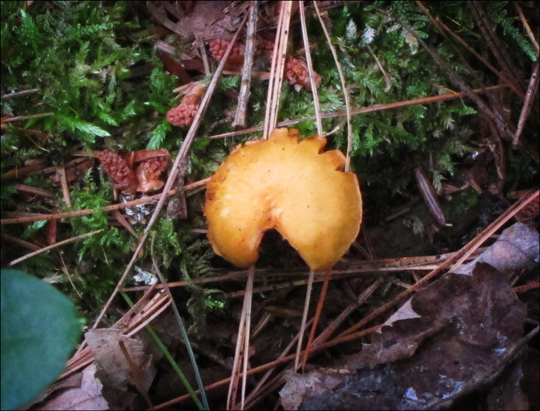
74,121,111,137
1,269,81,410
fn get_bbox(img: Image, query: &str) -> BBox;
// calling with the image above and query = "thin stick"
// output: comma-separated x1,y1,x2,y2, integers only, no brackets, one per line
1,178,210,225
302,269,331,371
468,1,524,94
241,265,255,410
118,340,154,408
312,278,383,348
2,234,41,251
247,318,314,404
431,6,525,99
233,1,259,129
299,1,322,136
513,61,539,149
514,2,539,55
262,1,285,140
209,84,510,139
227,266,251,410
450,190,539,271
263,2,293,139
152,325,382,410
58,251,82,299
8,229,102,266
145,14,248,233
295,270,314,371
123,249,482,293
1,88,39,100
313,2,352,171
111,209,139,239
57,166,72,207
91,231,148,329
15,184,55,198
396,12,515,141
338,189,539,339
0,112,54,123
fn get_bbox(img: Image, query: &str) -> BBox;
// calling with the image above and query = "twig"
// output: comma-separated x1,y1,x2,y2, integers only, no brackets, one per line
246,318,314,405
227,266,251,410
111,209,139,239
241,266,255,410
1,88,39,100
513,281,539,294
468,1,525,94
367,45,392,91
337,189,539,339
233,1,259,129
312,278,383,347
8,230,102,266
302,269,331,370
209,84,510,139
433,9,525,99
0,112,54,122
57,165,72,208
295,270,314,371
2,234,41,251
122,250,482,293
196,35,211,77
152,325,382,410
450,189,539,270
1,178,210,225
313,2,353,171
91,231,148,329
513,61,539,149
395,13,515,141
58,251,82,299
118,340,154,408
263,1,293,139
16,184,55,198
514,2,539,55
299,1,323,136
145,15,248,232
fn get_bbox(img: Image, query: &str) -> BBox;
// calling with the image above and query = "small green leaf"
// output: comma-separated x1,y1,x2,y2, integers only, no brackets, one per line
1,269,81,410
75,121,111,137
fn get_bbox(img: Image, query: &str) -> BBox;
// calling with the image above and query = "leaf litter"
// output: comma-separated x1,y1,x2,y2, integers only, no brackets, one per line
280,222,539,410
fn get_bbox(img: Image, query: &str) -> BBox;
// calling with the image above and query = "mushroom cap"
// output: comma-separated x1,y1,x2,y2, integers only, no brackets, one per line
205,128,362,270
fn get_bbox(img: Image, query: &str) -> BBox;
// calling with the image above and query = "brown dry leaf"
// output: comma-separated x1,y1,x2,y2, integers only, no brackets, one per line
168,2,245,42
280,222,538,410
454,222,539,277
486,359,529,411
85,329,155,409
33,364,108,410
280,370,342,411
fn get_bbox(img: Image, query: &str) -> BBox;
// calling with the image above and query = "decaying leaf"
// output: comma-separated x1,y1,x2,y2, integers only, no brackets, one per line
280,222,538,410
85,329,155,409
32,365,108,410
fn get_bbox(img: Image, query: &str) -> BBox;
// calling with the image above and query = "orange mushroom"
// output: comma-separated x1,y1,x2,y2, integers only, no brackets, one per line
207,130,361,406
205,127,362,271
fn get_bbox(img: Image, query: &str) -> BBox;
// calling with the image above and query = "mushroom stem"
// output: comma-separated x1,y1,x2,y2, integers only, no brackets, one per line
295,270,315,371
302,269,331,371
227,264,255,410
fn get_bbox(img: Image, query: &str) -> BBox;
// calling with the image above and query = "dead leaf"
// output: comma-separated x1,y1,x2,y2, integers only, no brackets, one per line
486,359,529,410
85,329,155,409
281,222,539,410
454,222,539,277
33,364,108,410
280,370,341,411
